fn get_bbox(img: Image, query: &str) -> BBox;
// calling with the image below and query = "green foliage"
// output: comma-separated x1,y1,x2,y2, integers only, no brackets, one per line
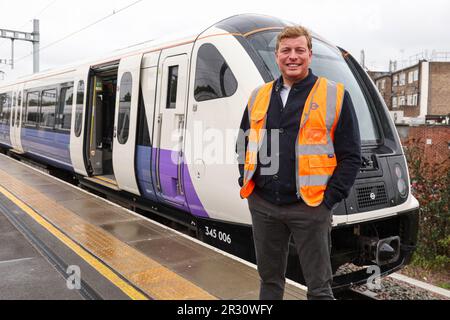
405,138,450,272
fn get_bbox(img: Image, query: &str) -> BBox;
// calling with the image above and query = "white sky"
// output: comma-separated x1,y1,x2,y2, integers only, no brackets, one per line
1,0,449,81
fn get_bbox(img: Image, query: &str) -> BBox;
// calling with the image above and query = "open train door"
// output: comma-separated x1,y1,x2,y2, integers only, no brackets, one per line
111,54,142,195
69,64,90,176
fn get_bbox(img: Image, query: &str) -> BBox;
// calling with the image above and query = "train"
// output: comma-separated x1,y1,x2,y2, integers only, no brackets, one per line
0,14,419,289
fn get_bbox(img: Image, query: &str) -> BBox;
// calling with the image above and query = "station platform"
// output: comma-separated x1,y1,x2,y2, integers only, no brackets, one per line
0,154,307,300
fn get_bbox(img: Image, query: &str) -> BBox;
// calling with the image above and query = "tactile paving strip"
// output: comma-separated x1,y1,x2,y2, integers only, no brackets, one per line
0,168,216,300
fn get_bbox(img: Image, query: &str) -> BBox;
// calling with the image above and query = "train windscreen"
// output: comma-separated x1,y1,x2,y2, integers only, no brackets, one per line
247,31,381,145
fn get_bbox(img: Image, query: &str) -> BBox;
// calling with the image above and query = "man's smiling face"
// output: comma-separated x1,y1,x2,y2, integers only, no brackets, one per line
275,36,312,86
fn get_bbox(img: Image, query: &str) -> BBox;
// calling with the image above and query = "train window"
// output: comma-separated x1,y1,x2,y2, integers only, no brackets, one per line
166,66,178,109
0,94,4,122
74,81,85,137
16,92,22,125
0,93,11,124
137,88,151,146
40,89,57,128
26,91,40,126
11,93,16,127
58,87,73,131
194,43,237,102
118,72,132,144
247,31,381,144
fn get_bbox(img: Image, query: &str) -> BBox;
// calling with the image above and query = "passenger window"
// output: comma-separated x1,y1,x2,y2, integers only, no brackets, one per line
74,81,85,137
12,92,16,126
16,92,22,125
118,72,132,144
166,66,178,109
3,92,11,125
194,43,238,102
58,87,73,131
40,89,57,128
26,92,40,126
0,93,8,123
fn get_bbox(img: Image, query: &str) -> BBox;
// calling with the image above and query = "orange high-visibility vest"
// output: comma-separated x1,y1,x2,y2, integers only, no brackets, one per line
240,77,345,207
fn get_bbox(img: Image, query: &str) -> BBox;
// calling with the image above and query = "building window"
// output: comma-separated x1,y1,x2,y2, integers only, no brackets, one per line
381,79,385,90
408,71,413,84
393,75,398,86
399,73,406,86
412,94,418,106
392,96,398,109
407,94,413,106
194,43,238,102
74,81,85,137
413,69,419,82
399,96,406,106
40,89,57,128
117,72,132,144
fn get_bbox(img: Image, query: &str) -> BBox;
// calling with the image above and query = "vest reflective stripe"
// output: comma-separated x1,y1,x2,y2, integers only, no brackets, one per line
296,78,344,206
240,77,345,206
240,82,274,199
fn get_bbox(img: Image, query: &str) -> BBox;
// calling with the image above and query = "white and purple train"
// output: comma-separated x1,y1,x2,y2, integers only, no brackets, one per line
0,14,419,288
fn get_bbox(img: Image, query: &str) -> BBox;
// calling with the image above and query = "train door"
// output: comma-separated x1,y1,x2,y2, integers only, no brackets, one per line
153,47,191,208
10,85,24,152
111,54,142,195
69,65,89,176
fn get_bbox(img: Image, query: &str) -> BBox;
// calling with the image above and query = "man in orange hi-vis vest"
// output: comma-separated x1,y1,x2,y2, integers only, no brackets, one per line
236,26,361,300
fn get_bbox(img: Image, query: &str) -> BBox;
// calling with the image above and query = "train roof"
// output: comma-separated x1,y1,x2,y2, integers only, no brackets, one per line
0,14,338,90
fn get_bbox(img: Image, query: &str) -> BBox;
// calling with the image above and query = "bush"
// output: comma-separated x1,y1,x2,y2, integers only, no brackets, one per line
404,138,450,271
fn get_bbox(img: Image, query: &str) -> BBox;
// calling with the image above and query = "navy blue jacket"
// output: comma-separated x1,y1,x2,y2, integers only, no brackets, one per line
237,70,361,209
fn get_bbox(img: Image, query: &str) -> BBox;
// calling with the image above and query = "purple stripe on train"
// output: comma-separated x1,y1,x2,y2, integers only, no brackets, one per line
136,145,209,218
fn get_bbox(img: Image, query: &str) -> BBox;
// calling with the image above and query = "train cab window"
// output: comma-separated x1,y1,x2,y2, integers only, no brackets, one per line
74,81,85,137
194,43,237,102
40,89,57,128
26,91,40,126
58,87,73,131
247,31,381,144
166,66,178,109
117,72,132,144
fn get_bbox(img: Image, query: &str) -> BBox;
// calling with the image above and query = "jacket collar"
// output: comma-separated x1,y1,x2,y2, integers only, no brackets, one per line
274,69,316,92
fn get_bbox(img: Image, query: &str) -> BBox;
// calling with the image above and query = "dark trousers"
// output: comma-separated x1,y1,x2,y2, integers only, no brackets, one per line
247,191,334,300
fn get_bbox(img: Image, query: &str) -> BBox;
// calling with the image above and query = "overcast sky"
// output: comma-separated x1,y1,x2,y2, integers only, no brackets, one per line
1,0,449,81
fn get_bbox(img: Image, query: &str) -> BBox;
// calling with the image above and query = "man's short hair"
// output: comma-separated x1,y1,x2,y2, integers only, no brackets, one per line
276,26,313,51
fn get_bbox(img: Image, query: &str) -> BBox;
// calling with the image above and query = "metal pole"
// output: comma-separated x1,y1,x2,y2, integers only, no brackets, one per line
11,39,14,69
33,19,40,73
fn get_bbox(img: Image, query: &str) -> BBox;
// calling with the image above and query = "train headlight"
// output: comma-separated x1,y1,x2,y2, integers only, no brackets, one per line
395,164,407,197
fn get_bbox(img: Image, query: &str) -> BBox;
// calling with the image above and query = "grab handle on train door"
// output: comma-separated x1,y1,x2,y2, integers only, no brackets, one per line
176,114,185,195
155,114,163,193
113,125,117,138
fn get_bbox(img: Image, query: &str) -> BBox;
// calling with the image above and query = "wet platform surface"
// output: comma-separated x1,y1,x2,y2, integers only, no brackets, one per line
0,154,307,300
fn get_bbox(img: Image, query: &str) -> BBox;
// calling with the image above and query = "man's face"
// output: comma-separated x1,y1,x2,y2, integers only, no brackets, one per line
275,36,312,85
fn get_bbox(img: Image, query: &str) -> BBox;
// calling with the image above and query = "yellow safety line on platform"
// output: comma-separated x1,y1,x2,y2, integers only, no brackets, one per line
0,184,148,300
0,163,216,300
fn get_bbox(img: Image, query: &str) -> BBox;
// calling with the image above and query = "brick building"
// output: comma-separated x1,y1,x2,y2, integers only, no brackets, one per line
372,61,450,125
